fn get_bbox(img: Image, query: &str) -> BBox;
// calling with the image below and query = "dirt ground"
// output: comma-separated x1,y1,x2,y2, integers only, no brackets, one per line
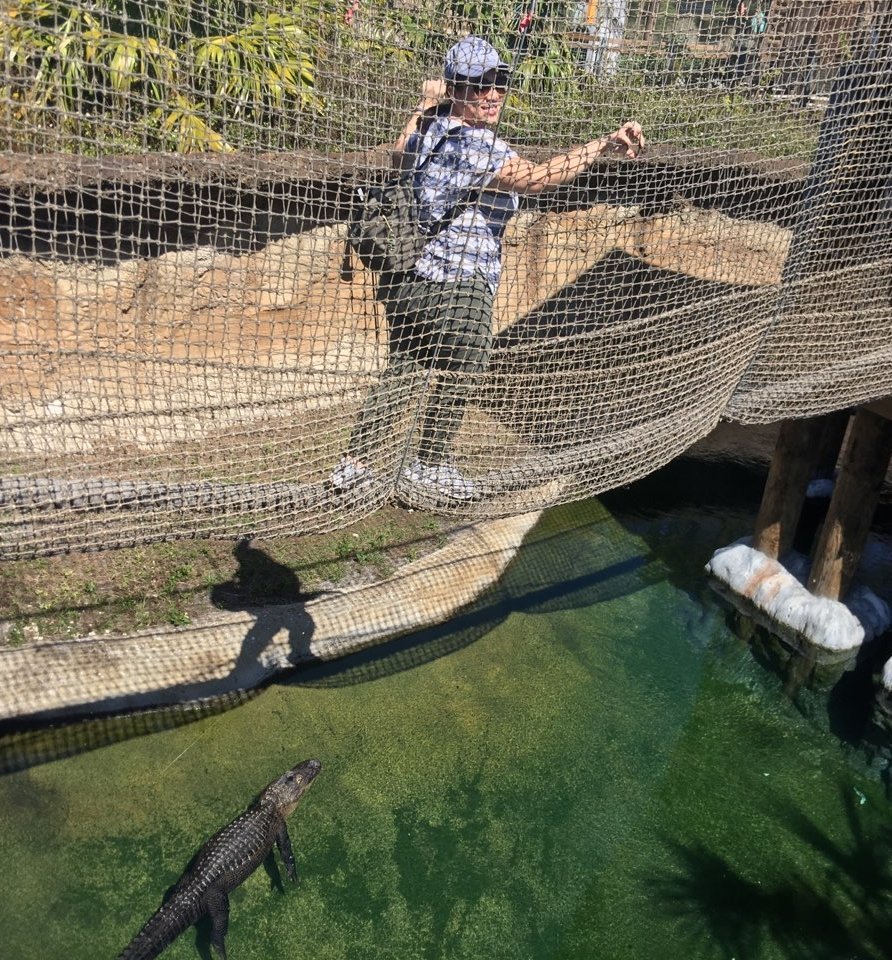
0,503,467,646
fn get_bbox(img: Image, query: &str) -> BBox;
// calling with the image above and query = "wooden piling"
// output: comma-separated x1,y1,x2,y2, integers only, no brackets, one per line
753,412,849,559
807,408,892,601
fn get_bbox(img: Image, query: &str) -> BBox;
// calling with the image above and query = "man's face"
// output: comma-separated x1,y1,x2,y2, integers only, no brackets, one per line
452,69,509,127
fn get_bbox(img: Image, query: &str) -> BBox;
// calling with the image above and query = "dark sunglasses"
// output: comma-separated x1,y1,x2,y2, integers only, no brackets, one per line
460,68,511,93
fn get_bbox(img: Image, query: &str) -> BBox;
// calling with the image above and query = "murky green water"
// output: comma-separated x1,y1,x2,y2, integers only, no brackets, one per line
1,459,890,960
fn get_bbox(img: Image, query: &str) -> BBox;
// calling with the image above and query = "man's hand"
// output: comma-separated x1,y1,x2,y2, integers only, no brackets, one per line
419,79,448,110
605,121,645,158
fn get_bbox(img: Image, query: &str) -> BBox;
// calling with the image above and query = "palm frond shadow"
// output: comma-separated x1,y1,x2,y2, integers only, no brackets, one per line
649,786,892,960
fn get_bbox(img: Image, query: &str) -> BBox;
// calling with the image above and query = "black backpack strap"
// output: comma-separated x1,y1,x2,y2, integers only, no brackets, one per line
340,138,448,282
339,126,475,281
410,126,481,239
410,126,459,175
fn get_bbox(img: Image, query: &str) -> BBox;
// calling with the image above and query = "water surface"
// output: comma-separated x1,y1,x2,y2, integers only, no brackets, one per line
1,458,890,960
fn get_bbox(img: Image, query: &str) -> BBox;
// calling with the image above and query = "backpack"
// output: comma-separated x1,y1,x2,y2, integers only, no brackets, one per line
346,131,467,275
347,178,429,274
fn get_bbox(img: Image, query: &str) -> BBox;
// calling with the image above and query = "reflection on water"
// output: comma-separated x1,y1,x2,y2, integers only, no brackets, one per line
0,456,890,960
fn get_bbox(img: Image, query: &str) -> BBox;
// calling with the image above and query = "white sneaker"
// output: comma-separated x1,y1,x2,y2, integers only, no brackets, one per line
402,459,478,501
330,456,371,491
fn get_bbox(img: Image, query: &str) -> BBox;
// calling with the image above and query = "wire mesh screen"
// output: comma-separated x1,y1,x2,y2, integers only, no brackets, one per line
1,0,891,559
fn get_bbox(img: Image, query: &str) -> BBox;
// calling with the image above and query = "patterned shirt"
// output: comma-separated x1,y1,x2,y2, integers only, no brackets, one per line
406,117,519,292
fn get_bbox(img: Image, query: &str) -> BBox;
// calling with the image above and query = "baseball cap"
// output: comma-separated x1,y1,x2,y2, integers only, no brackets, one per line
443,36,510,82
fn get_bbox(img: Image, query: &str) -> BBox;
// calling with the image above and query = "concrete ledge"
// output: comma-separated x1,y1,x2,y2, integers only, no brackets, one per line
0,510,544,722
706,538,891,662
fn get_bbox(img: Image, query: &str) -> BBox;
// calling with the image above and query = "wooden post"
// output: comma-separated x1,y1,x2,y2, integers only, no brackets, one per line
811,409,850,481
753,412,850,559
807,408,892,600
783,645,817,700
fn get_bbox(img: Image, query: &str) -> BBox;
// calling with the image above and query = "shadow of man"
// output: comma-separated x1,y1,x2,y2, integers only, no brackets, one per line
0,540,321,774
211,539,319,681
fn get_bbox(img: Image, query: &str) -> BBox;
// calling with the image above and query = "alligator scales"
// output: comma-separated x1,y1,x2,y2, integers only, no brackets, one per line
118,759,321,959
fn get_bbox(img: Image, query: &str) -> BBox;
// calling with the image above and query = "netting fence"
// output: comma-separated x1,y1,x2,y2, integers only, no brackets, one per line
1,0,891,560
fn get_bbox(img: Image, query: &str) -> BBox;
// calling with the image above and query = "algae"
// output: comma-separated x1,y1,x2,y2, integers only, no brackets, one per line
0,484,889,960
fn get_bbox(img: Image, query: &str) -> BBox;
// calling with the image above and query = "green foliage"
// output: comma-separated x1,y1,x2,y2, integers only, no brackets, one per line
158,95,233,152
0,0,326,152
0,0,818,158
503,66,819,158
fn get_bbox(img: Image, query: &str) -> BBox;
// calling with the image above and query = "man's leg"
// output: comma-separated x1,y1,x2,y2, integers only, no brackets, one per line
416,276,493,465
344,273,424,465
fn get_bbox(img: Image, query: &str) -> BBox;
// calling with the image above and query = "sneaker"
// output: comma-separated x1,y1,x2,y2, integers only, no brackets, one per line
330,456,371,491
402,459,478,501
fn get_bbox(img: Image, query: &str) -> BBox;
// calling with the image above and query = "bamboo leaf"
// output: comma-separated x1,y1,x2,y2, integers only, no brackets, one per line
106,36,142,93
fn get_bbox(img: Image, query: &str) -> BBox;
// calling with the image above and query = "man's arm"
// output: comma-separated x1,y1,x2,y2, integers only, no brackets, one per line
490,121,644,195
392,79,449,169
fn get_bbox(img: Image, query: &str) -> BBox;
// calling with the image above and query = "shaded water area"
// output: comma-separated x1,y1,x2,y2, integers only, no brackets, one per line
1,456,891,960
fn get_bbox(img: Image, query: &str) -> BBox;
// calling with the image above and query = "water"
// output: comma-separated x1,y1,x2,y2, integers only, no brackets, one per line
1,458,890,960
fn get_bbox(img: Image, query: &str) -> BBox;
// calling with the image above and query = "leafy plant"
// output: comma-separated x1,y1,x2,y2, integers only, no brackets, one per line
0,0,819,158
0,0,326,152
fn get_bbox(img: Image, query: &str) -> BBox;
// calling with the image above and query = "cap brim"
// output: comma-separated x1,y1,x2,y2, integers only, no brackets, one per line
447,62,512,81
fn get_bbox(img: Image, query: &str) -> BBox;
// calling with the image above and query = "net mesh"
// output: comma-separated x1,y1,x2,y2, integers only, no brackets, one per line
1,0,891,560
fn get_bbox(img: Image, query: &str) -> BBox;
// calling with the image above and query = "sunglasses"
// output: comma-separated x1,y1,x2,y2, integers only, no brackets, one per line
460,69,511,93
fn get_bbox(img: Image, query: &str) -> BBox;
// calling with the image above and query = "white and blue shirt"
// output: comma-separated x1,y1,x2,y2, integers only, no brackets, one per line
406,117,519,292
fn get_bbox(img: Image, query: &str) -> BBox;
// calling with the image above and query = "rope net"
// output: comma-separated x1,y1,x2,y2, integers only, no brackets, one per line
1,0,891,559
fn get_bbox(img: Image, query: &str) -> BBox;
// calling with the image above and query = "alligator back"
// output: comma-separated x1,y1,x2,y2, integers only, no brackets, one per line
117,759,321,960
184,803,279,893
117,805,279,960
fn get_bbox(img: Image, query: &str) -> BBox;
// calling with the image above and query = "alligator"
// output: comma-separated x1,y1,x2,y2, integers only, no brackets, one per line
118,758,322,960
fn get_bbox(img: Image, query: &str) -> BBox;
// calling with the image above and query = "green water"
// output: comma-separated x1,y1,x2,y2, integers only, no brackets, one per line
1,460,890,960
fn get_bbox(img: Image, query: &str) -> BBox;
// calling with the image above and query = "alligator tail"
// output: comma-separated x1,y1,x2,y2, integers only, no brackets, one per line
117,898,197,960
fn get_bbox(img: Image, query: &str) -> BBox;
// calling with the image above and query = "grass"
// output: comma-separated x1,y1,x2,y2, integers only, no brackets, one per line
292,59,822,160
493,70,822,160
0,507,451,646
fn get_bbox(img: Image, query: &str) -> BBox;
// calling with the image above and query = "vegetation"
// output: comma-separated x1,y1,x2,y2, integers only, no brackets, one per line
0,0,329,152
0,0,818,156
0,507,449,643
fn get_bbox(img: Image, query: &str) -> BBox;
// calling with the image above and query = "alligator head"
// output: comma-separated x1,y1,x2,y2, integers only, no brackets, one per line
263,759,322,817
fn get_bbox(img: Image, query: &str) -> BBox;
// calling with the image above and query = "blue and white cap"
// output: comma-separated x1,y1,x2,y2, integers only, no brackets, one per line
443,36,510,81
